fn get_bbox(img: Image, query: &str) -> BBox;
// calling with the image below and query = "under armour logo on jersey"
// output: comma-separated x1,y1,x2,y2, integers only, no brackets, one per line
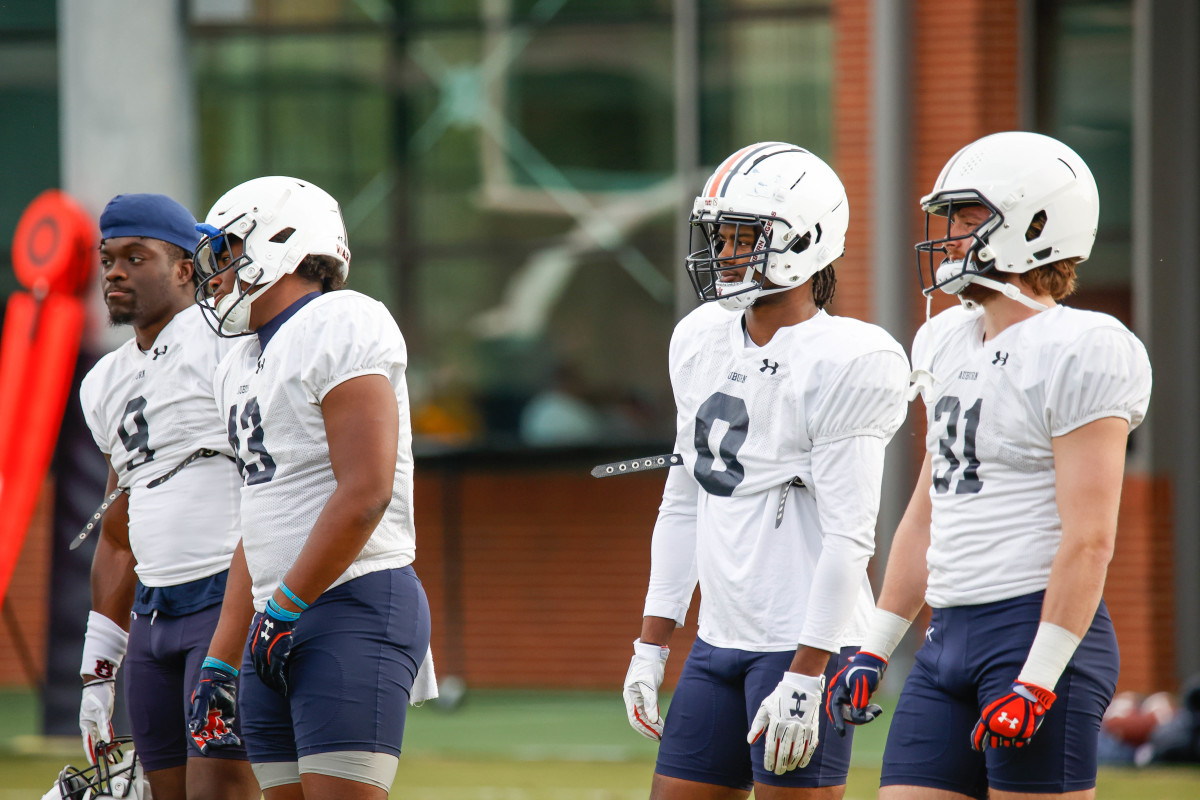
152,346,169,360
256,357,266,373
789,691,807,718
992,351,1009,366
760,359,779,375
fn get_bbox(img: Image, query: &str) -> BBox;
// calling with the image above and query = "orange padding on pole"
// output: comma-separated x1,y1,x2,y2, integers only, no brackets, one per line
0,189,94,608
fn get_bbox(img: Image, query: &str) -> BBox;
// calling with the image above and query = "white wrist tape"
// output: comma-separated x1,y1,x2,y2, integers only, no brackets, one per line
1017,622,1081,690
633,638,669,661
80,611,129,679
858,607,912,662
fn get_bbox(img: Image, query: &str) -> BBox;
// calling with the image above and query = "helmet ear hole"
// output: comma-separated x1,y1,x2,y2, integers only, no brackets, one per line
790,231,812,254
1025,210,1048,242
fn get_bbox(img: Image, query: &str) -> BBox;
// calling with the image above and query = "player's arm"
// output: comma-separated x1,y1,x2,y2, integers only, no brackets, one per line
204,539,255,667
825,449,932,735
876,449,934,622
271,372,400,611
624,461,698,741
89,460,136,637
1042,416,1126,637
188,539,252,752
80,458,134,761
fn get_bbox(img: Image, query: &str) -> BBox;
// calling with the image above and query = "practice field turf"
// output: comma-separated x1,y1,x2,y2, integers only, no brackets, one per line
2,688,1198,798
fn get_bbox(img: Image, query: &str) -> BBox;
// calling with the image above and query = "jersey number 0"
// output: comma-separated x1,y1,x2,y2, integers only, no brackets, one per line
693,391,748,496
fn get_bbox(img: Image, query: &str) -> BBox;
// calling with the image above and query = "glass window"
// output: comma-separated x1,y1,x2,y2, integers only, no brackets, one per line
1036,0,1132,318
191,1,832,450
0,7,59,301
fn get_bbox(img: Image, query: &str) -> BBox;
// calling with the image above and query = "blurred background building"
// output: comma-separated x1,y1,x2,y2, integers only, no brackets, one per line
0,0,1196,735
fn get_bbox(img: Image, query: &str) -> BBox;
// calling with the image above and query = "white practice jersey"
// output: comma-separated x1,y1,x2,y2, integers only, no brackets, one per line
912,304,1152,608
213,291,416,610
644,303,910,652
80,305,241,587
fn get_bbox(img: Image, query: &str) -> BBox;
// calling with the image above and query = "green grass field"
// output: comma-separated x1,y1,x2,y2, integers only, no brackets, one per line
2,688,1197,798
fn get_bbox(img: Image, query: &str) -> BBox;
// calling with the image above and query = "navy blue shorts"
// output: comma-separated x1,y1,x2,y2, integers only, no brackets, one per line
124,603,249,771
655,638,855,790
239,566,431,763
881,592,1119,797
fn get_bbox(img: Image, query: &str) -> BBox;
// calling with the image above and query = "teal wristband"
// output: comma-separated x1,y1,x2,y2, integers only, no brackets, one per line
202,656,238,676
265,597,301,622
278,580,310,611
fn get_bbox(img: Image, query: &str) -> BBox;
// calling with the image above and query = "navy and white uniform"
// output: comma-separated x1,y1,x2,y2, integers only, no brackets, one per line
882,304,1152,796
80,304,246,770
212,290,431,766
645,303,909,789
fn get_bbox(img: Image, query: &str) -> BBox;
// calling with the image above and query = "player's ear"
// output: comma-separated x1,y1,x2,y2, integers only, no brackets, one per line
176,256,197,288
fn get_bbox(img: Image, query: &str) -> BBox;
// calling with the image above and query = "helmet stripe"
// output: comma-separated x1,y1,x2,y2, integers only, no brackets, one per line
704,144,758,197
709,142,806,198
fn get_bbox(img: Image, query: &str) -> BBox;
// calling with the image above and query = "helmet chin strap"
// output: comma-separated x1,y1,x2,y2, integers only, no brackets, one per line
960,275,1049,312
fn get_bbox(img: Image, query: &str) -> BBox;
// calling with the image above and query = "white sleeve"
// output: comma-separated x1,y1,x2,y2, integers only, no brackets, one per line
808,349,910,445
300,297,407,403
1046,327,1152,436
642,436,700,627
798,434,885,652
78,371,110,456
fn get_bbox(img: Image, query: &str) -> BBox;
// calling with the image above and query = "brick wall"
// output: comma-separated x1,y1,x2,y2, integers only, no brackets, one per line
0,480,51,686
415,464,698,691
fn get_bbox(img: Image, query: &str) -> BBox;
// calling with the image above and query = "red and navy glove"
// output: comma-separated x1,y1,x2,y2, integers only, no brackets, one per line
251,598,298,697
187,658,242,754
971,680,1056,750
825,651,887,736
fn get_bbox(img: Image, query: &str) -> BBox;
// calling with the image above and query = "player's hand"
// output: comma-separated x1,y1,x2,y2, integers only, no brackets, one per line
188,658,243,753
826,650,887,736
971,680,1056,750
748,672,825,775
622,639,669,740
251,599,298,697
79,680,119,764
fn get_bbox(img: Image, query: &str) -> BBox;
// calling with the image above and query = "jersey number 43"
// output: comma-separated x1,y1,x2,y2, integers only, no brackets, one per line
227,398,277,485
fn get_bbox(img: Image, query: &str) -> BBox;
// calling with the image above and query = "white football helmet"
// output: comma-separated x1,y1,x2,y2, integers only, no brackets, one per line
42,737,150,800
916,131,1099,308
194,176,351,336
686,142,848,310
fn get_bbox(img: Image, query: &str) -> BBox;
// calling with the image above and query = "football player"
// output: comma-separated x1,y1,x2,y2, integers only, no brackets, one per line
826,131,1153,799
188,176,434,800
78,194,259,800
622,142,910,799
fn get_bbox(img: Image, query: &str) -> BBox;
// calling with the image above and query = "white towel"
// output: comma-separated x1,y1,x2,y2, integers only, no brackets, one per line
409,645,439,705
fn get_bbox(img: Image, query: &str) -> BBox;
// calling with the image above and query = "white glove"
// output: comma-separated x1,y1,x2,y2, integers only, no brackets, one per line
623,639,669,740
80,680,116,763
748,672,825,775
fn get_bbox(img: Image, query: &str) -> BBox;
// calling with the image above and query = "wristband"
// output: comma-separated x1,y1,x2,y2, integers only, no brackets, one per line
265,597,301,622
202,656,239,676
1017,622,1081,690
80,611,129,678
278,580,310,611
633,639,669,661
857,607,912,662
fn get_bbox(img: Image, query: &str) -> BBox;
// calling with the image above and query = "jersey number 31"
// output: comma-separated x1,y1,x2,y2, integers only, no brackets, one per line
932,395,984,494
